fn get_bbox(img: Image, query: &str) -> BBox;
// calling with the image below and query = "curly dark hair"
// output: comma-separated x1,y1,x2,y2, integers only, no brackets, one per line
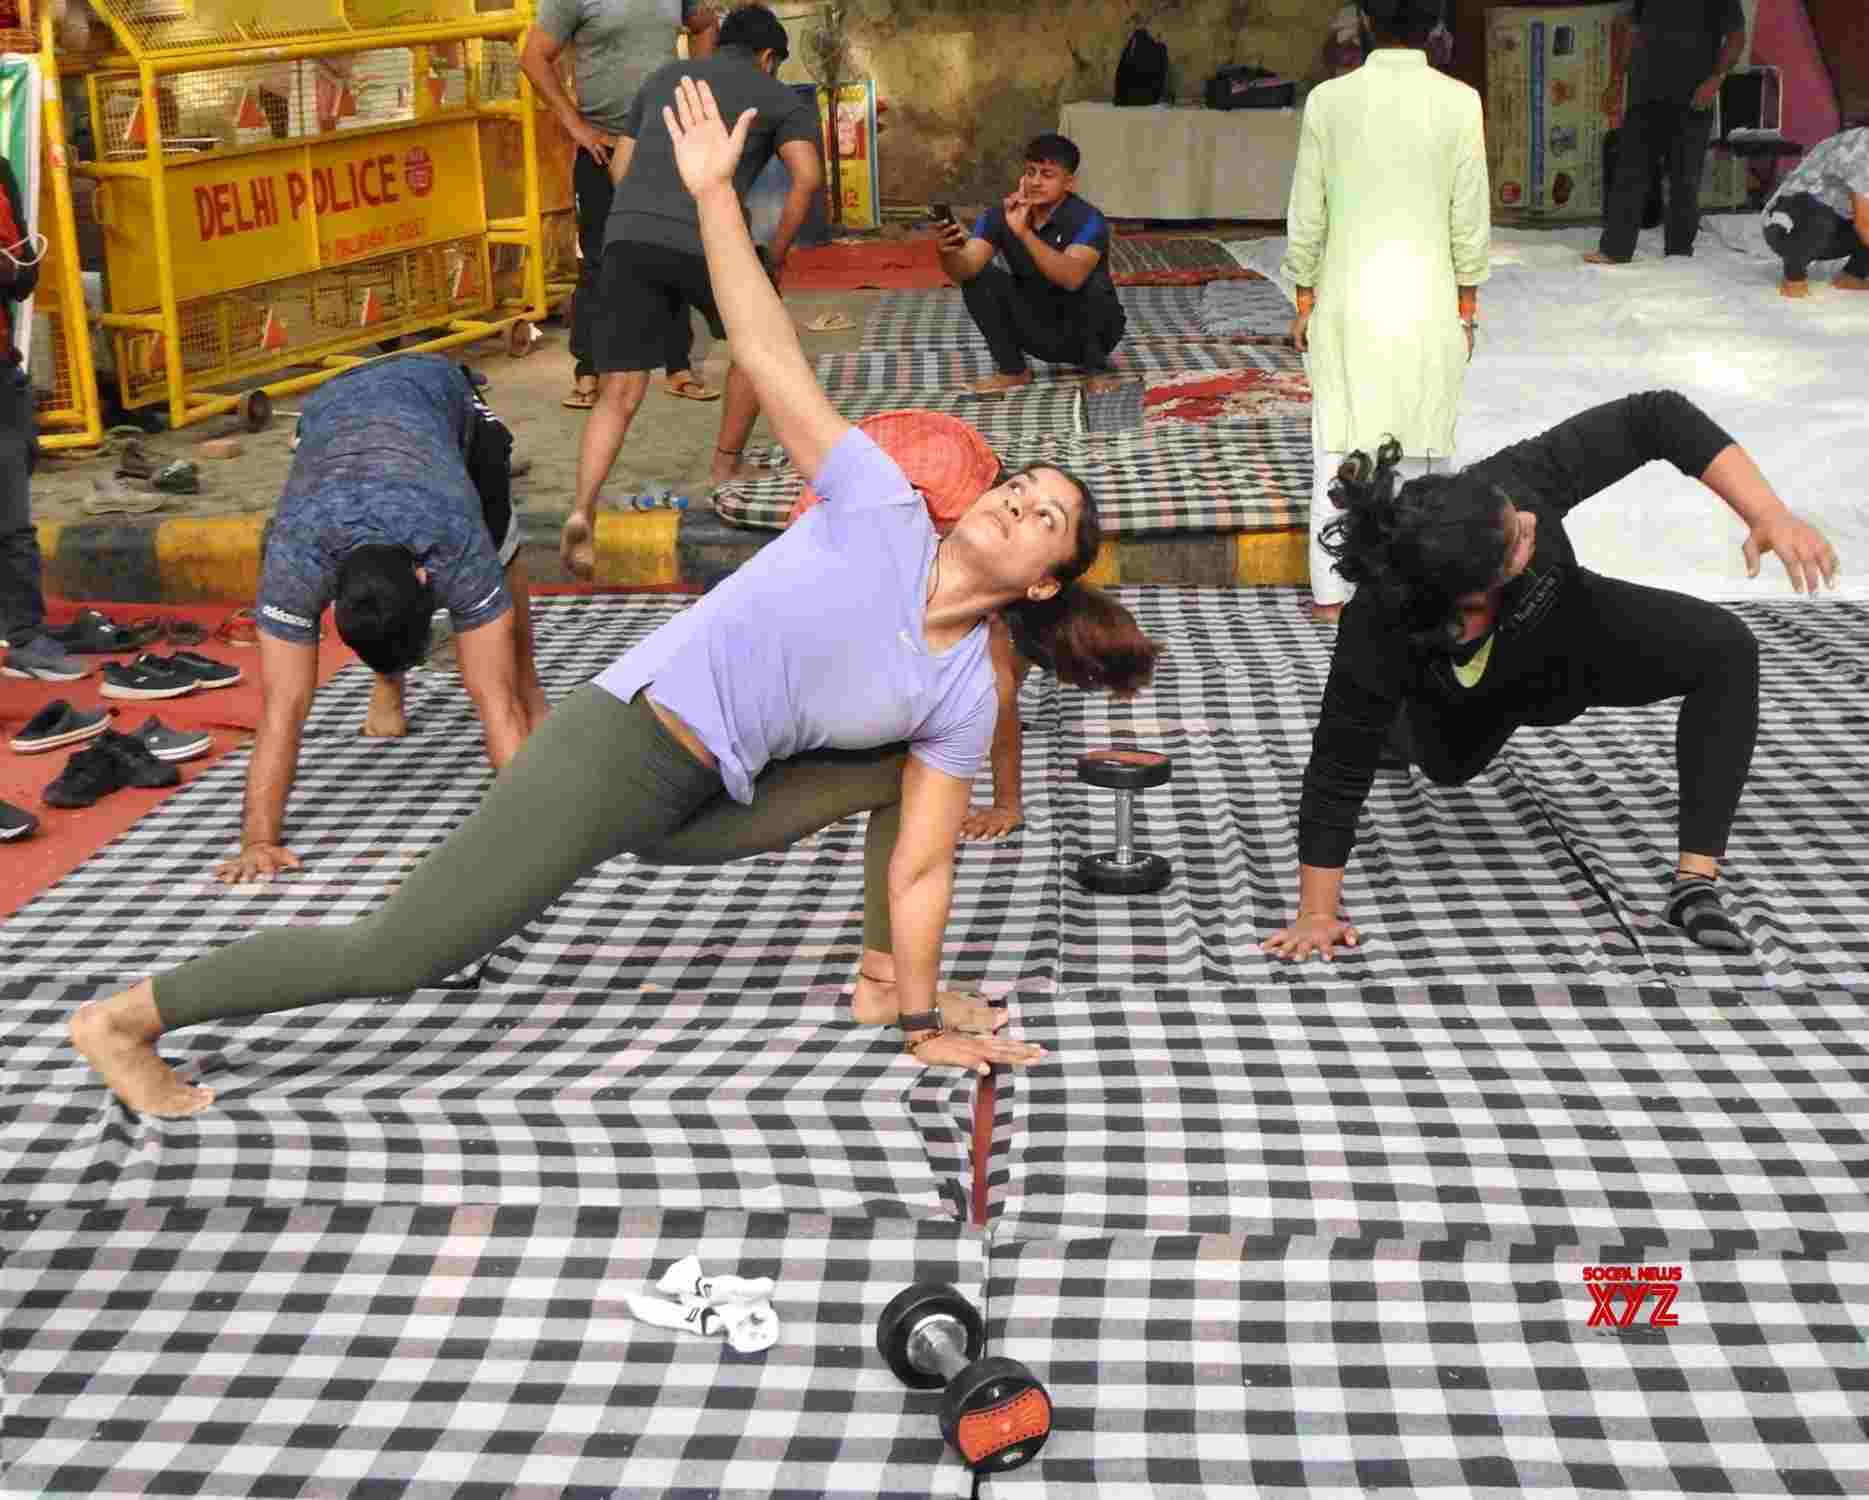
1319,439,1511,654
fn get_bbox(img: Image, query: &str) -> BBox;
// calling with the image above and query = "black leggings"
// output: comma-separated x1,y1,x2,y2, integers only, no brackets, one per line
153,688,906,1029
1404,577,1759,859
1763,191,1869,282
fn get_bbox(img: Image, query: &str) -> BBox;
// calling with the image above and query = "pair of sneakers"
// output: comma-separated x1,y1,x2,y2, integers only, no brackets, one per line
44,728,187,809
101,650,243,700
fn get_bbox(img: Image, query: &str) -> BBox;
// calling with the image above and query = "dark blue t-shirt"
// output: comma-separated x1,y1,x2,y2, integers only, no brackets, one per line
258,354,512,646
973,192,1125,335
1630,0,1746,106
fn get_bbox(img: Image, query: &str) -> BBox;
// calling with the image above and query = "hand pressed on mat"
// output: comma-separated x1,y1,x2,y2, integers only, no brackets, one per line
1262,911,1362,963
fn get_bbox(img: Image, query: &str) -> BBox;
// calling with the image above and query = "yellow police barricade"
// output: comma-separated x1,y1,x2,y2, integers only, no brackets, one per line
471,28,577,318
69,0,550,433
0,3,105,452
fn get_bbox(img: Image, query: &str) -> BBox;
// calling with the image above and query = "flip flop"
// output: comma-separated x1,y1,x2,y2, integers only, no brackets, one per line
562,382,598,410
215,607,259,648
803,311,855,333
664,373,720,402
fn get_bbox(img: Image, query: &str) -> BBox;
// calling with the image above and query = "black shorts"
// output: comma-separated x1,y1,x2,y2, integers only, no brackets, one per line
593,241,726,374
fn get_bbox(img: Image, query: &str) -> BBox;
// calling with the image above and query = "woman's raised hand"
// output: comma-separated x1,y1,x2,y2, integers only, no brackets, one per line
663,76,757,199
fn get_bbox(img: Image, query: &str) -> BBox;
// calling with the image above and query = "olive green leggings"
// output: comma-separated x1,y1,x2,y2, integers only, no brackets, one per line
154,686,906,1029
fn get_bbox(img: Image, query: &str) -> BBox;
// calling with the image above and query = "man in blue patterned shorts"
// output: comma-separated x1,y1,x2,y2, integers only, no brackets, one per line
227,354,547,885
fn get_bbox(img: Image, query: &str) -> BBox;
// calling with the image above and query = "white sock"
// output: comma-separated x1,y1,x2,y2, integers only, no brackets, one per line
624,1290,780,1354
658,1254,777,1308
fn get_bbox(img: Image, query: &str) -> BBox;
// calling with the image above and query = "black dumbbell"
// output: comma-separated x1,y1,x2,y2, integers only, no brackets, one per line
1075,748,1172,894
876,1281,1053,1473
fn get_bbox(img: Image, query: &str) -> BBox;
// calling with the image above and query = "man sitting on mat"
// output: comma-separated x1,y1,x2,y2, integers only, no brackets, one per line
1260,390,1839,965
227,354,547,885
1762,126,1869,299
935,133,1128,395
561,4,822,579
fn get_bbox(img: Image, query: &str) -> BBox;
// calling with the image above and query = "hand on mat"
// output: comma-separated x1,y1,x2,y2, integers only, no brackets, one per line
913,1030,1046,1076
1260,913,1361,963
1745,511,1840,594
215,842,302,885
959,804,1025,841
569,119,614,166
1289,307,1311,353
665,77,755,198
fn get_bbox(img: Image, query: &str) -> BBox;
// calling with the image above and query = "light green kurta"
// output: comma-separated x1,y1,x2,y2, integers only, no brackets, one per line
1281,50,1491,457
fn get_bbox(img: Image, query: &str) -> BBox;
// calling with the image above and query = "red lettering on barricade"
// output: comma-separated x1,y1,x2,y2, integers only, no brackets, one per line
402,146,434,197
379,154,400,202
212,183,236,239
195,185,217,241
287,171,308,220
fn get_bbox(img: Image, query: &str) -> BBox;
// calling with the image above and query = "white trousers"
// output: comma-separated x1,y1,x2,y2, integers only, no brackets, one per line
1308,410,1457,607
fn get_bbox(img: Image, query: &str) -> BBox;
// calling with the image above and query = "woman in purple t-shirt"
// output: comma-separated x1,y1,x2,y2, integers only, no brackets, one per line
72,78,1159,1118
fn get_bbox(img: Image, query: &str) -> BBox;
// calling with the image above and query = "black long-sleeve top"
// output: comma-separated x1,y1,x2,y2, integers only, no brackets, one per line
0,154,39,363
1297,390,1737,869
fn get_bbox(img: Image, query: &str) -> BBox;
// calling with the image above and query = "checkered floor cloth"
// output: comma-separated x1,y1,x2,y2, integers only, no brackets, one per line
1199,276,1298,337
0,980,980,1221
0,1203,982,1499
980,1230,1869,1498
860,286,1214,352
814,340,1299,396
984,986,1869,1249
1108,235,1265,285
8,593,1867,1000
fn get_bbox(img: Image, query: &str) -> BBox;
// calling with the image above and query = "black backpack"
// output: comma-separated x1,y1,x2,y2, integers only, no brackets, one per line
1115,29,1169,106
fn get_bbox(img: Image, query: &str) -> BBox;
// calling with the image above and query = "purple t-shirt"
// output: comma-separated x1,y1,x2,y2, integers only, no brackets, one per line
595,429,997,804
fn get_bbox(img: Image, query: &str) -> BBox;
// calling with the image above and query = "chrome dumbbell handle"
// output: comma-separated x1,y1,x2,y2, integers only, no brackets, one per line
1111,790,1136,864
905,1312,972,1383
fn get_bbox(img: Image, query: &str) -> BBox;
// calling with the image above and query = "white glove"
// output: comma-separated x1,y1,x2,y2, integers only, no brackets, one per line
658,1254,777,1308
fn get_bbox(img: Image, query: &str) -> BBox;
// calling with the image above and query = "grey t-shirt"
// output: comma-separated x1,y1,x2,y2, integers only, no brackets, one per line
1629,0,1746,107
607,47,821,256
535,0,686,135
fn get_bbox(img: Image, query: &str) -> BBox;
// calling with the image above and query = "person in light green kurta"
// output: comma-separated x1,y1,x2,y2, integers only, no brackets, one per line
1282,0,1491,624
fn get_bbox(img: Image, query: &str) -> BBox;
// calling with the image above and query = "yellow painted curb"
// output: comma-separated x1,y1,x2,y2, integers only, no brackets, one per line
1234,529,1308,587
155,516,271,604
593,509,681,587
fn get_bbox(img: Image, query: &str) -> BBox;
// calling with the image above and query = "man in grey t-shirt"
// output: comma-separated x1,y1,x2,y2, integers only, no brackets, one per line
560,5,822,580
521,0,721,410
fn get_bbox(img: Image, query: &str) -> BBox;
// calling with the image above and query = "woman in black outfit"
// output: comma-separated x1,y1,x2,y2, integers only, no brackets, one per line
1262,390,1839,962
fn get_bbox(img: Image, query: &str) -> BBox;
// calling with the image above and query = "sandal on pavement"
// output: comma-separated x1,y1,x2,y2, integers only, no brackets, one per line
664,372,720,402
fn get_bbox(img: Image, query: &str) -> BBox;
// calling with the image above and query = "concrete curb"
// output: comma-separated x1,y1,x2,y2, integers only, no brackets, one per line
36,510,1308,603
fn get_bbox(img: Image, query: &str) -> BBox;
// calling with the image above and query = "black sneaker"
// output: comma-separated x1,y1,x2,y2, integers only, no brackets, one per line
0,799,38,841
164,650,243,690
9,699,111,754
100,653,198,700
44,742,132,808
96,730,182,790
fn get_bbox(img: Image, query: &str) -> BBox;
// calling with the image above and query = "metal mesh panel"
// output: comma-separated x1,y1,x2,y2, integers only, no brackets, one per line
84,0,519,58
93,51,437,158
476,39,522,104
29,306,79,420
118,234,488,405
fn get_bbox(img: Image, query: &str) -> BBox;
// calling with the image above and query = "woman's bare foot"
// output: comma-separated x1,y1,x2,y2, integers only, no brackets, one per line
361,677,407,739
1310,602,1344,625
70,988,214,1117
560,513,596,580
965,372,1033,396
1780,279,1812,299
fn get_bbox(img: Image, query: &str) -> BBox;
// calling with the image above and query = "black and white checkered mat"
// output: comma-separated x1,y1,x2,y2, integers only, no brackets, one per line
814,340,1299,396
6,593,1868,997
983,987,1869,1248
0,980,979,1222
860,286,1215,351
979,1230,1869,1499
0,1203,982,1500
